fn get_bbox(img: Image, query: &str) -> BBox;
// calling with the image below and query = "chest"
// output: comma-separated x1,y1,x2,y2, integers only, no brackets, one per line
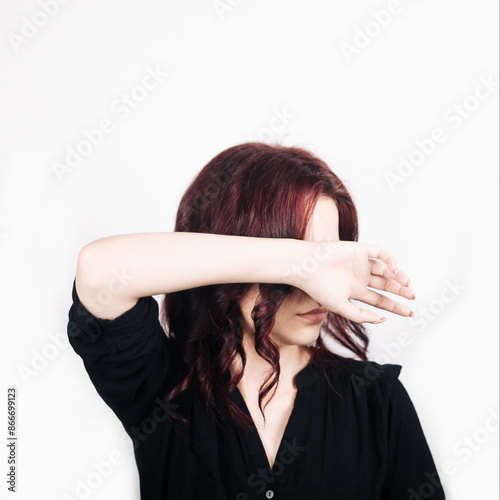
239,388,297,469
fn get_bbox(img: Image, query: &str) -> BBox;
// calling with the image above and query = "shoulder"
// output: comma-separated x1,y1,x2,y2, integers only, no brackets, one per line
322,358,403,400
68,276,165,348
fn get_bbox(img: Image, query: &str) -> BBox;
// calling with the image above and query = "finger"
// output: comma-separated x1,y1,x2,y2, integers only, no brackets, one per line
359,289,414,317
369,259,397,280
369,259,412,287
394,268,411,287
365,245,397,273
368,275,415,300
334,300,386,324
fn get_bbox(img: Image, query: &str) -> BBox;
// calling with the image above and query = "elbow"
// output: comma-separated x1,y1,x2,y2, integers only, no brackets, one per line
76,243,102,289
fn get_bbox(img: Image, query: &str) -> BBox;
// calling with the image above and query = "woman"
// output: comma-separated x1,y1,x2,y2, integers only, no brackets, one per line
67,143,445,499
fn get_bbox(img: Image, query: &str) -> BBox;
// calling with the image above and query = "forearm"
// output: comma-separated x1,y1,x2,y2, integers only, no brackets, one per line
77,232,307,299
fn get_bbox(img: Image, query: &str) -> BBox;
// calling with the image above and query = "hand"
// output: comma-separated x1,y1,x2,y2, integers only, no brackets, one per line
288,240,415,324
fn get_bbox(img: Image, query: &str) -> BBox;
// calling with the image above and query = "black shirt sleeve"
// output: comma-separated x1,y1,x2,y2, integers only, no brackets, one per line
381,374,446,499
66,277,174,432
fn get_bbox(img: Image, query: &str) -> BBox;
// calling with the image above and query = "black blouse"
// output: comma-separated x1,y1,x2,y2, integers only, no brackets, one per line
67,278,446,500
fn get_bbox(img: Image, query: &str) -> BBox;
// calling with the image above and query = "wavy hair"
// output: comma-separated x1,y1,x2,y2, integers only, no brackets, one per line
159,142,368,429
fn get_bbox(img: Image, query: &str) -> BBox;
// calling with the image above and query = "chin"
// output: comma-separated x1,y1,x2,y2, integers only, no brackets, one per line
273,328,321,348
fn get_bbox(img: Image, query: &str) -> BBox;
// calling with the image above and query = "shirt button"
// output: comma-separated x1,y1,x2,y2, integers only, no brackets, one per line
265,490,274,499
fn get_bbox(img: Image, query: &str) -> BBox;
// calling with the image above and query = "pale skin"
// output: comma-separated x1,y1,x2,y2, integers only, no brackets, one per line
230,196,414,468
75,195,414,469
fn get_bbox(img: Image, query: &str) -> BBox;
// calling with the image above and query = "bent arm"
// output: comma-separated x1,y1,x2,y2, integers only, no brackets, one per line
76,232,305,319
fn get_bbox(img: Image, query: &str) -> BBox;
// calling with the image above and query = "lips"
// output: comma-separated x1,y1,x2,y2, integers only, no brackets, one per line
298,308,327,315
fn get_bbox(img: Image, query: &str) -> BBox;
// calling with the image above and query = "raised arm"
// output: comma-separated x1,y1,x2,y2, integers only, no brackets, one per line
75,232,305,320
75,232,414,323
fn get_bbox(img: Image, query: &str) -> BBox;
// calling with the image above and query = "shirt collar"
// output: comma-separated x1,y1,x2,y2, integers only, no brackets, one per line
294,361,320,389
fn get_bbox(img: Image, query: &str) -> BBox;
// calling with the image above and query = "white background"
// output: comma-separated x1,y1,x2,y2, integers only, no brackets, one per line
0,1,498,499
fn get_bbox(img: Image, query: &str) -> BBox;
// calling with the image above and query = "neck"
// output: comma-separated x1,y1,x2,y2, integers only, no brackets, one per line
229,330,312,395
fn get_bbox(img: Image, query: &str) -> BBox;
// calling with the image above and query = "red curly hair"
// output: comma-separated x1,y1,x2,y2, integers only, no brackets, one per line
159,142,368,429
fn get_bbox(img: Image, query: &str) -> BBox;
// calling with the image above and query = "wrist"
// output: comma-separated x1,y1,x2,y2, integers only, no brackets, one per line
278,239,317,287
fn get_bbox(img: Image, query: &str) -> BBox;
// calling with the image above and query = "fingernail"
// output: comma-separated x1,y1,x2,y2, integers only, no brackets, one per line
409,310,415,317
377,317,387,324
